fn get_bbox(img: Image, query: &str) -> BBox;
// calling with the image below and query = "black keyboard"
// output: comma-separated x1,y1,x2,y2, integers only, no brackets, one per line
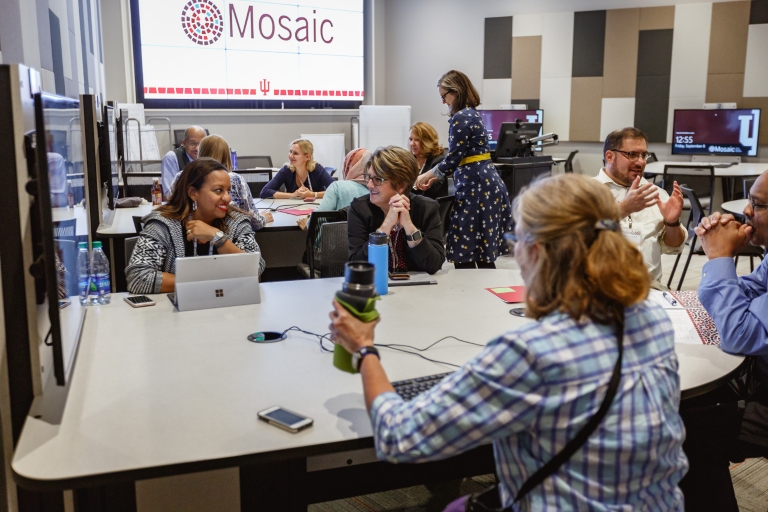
392,373,451,400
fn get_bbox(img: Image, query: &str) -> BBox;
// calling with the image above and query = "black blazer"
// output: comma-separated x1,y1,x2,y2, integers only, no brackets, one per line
414,153,449,200
347,194,445,274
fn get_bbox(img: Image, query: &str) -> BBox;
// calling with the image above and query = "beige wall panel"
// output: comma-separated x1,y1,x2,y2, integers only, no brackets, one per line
511,36,542,100
705,73,745,104
603,9,640,98
639,6,675,30
708,1,750,75
570,77,603,142
740,97,768,144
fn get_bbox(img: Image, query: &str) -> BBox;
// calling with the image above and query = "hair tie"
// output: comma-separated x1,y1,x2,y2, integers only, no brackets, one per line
595,219,620,232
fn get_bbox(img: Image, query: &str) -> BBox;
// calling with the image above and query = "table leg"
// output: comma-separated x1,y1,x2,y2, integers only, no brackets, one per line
240,458,308,512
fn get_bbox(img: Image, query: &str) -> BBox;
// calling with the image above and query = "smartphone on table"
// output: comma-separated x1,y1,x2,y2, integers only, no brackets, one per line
124,295,156,308
388,272,410,281
258,406,313,433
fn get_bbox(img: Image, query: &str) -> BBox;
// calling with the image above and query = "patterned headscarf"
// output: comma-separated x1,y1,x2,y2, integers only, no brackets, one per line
342,148,370,185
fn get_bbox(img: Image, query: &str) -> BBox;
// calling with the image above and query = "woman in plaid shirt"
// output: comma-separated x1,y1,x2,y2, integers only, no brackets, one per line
330,173,688,510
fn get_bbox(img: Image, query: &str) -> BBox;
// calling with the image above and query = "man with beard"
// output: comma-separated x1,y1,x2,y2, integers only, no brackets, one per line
678,170,768,511
594,127,686,288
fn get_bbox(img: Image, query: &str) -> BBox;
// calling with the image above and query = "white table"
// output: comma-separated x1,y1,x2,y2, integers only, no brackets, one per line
721,199,748,216
12,270,743,500
52,206,88,237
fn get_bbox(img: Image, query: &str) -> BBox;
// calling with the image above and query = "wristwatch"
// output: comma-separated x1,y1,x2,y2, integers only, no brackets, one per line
211,230,226,247
352,346,380,372
664,219,682,227
405,230,423,242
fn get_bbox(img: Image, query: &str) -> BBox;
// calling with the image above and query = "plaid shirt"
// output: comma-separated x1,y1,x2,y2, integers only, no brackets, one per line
370,302,688,511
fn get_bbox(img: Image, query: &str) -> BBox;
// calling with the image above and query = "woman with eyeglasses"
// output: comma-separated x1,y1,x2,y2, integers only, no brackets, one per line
347,146,445,274
414,70,512,269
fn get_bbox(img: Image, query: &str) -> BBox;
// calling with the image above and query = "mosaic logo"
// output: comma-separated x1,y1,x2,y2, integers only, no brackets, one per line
181,0,224,45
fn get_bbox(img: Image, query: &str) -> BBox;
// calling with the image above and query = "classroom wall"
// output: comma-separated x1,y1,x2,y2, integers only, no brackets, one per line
384,0,768,168
0,0,106,98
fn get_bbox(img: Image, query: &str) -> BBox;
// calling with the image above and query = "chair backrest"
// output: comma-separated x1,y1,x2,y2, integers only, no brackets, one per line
306,210,347,277
744,178,757,199
123,172,161,200
436,195,455,243
647,152,659,163
662,165,714,200
564,150,579,173
125,236,139,263
53,218,78,242
680,186,706,232
132,216,144,234
237,155,273,169
54,238,78,297
319,221,348,278
234,169,274,198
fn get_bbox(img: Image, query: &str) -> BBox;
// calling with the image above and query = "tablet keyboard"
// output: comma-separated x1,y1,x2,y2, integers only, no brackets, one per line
392,372,451,400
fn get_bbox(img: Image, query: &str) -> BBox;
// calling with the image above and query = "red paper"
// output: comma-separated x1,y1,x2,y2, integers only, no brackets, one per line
486,286,526,304
279,207,316,216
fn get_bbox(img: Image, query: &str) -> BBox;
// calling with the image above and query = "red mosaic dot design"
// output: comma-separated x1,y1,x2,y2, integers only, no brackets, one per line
181,0,224,46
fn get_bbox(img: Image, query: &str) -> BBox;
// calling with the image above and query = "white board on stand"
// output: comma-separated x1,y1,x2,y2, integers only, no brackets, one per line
300,133,346,178
359,106,411,152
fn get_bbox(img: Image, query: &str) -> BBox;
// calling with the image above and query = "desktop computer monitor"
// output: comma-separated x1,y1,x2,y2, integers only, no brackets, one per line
495,122,544,160
479,109,544,150
672,109,761,157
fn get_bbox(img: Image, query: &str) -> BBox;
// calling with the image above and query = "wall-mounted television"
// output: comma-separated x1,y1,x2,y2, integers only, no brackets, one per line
130,0,364,109
479,109,544,150
672,109,761,157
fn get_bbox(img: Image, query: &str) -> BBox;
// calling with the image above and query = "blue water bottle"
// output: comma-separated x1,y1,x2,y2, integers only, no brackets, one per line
368,232,388,296
90,241,111,305
77,242,90,305
230,148,238,170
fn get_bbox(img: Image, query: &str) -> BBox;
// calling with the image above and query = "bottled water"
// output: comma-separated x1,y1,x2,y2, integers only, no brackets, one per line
90,241,111,305
77,242,90,306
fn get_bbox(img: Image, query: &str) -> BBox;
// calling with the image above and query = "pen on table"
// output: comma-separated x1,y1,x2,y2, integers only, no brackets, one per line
662,292,677,306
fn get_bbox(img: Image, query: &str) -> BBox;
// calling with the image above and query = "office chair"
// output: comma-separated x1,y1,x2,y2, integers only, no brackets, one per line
125,237,139,263
132,216,144,234
52,218,78,242
437,196,455,244
666,186,705,291
318,222,348,278
123,172,161,200
234,169,273,198
661,164,715,216
237,156,273,169
297,210,348,278
744,178,756,199
564,150,578,173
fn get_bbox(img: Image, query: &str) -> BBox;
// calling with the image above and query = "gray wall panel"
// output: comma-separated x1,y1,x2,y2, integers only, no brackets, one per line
36,0,53,71
637,29,673,76
572,10,606,77
483,16,512,79
49,10,65,94
635,74,671,142
750,0,768,24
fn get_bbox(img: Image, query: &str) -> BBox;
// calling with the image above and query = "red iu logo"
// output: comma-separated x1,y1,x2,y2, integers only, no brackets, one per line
181,0,224,46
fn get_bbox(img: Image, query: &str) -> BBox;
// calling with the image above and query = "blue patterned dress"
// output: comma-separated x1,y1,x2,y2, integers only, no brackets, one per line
433,108,512,263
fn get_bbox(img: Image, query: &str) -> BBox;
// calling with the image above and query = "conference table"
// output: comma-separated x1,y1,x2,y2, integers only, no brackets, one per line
11,269,744,510
721,199,748,216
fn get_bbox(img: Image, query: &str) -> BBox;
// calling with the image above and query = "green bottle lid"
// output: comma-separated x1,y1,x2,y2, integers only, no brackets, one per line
92,241,102,248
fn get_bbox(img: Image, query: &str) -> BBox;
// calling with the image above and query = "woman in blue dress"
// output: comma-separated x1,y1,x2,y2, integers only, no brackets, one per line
415,70,512,268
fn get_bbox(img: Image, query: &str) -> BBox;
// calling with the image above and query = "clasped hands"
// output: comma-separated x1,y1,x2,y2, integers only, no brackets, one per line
292,186,316,199
379,194,415,233
185,219,219,243
620,176,683,225
413,170,438,191
694,212,753,259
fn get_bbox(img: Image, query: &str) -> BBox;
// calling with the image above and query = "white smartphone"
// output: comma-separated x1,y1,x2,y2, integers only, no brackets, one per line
124,295,156,308
258,406,313,433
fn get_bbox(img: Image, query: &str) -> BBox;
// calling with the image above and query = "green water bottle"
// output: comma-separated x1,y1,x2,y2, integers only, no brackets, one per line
334,262,379,373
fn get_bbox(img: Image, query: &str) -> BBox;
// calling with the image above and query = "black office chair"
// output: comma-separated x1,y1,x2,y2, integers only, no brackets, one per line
235,169,273,198
123,172,161,200
647,152,659,163
318,221,348,278
744,178,756,200
661,164,715,216
237,156,273,169
125,237,139,263
297,210,347,278
132,216,145,234
564,150,578,173
437,196,455,244
666,186,706,291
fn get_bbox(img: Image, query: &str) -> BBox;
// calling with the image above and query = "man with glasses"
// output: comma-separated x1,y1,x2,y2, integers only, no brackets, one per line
594,127,686,288
679,171,768,511
161,126,206,198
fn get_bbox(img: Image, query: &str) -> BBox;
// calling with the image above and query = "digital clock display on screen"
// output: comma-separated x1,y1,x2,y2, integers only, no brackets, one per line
672,109,761,157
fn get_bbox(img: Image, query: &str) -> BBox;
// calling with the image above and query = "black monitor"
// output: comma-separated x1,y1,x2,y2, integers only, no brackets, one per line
495,122,544,160
31,92,88,386
479,109,544,150
672,109,761,157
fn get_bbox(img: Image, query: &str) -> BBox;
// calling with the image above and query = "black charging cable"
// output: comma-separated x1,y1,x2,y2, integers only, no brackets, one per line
375,336,484,368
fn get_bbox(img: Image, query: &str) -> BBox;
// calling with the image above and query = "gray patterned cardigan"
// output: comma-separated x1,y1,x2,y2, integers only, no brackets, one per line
126,210,264,294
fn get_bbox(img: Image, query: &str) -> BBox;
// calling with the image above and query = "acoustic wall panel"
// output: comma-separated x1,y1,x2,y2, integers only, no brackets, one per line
743,24,768,97
708,1,750,74
751,0,768,24
669,2,711,100
570,77,603,141
639,6,675,30
484,17,513,79
572,10,605,78
603,9,640,98
541,12,574,79
636,75,672,142
540,77,571,140
600,98,636,141
706,73,746,103
512,14,543,37
511,36,541,101
482,79,512,109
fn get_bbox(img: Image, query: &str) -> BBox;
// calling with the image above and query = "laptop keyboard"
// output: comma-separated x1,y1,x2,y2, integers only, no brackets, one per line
392,372,451,400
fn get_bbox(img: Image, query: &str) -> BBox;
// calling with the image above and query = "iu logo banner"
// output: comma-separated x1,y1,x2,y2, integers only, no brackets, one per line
181,0,224,45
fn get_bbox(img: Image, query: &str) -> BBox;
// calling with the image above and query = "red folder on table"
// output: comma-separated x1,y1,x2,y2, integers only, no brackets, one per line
486,286,526,304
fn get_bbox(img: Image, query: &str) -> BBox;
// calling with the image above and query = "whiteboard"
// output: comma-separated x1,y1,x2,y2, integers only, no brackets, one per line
300,133,346,176
359,106,411,152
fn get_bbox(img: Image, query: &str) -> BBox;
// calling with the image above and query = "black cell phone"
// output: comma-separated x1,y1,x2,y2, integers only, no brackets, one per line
258,407,313,433
124,295,156,308
388,272,410,280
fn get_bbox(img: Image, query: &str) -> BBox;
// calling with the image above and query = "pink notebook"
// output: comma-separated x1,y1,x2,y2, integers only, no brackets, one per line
486,286,526,304
280,207,317,216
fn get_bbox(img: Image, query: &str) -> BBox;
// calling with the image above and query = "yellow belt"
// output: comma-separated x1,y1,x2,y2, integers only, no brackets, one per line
459,153,491,166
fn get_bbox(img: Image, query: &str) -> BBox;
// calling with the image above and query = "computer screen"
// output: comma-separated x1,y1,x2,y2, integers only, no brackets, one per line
495,122,544,160
479,109,544,150
672,109,761,157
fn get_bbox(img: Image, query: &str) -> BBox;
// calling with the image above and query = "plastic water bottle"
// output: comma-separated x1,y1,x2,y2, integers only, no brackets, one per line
230,148,238,170
151,177,162,206
368,232,388,296
90,241,111,305
67,179,75,208
77,242,90,306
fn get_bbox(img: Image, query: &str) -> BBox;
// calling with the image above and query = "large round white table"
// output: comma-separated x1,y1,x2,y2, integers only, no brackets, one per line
721,199,748,216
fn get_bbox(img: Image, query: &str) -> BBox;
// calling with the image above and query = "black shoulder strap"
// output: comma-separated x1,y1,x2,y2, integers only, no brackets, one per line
513,318,625,505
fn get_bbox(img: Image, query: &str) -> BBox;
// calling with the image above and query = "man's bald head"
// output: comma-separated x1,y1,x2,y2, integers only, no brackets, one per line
182,126,206,160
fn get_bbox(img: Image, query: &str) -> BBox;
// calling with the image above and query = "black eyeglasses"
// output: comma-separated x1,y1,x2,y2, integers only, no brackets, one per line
750,198,768,213
363,173,387,186
612,149,651,162
440,90,453,102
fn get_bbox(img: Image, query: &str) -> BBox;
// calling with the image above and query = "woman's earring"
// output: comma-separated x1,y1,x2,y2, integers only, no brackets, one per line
192,200,197,211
